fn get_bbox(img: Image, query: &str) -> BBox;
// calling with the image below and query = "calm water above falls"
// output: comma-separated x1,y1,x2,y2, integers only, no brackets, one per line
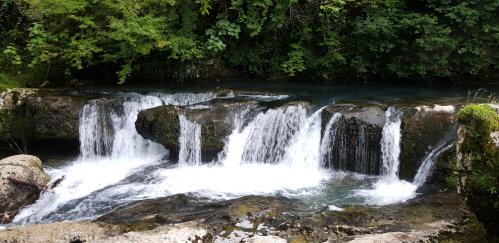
10,85,484,225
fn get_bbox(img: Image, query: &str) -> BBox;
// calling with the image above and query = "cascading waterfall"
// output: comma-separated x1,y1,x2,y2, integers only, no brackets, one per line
320,113,342,167
178,114,202,166
356,107,417,205
79,99,114,158
13,92,217,224
13,93,448,224
144,104,329,199
240,105,308,163
413,126,457,188
380,107,403,180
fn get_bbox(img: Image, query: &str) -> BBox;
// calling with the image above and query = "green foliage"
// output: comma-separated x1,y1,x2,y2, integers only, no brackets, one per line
0,73,22,90
458,104,499,207
0,0,497,84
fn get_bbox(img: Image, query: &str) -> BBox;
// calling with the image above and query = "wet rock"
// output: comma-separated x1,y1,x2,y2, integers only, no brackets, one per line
399,105,457,181
0,155,50,223
23,95,87,140
185,99,260,158
0,89,89,153
0,192,487,242
136,99,259,160
98,194,299,231
135,105,181,153
136,98,310,161
321,104,385,175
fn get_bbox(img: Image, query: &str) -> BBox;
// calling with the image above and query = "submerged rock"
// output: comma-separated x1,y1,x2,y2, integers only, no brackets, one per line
399,105,457,181
321,104,385,175
0,155,50,223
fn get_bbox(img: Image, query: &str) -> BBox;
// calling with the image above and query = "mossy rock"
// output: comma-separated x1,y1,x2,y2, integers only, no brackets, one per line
457,104,499,240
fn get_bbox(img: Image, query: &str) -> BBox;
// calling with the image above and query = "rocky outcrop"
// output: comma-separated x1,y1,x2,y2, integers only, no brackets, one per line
321,104,385,175
0,155,50,223
0,89,88,153
398,105,458,181
136,98,265,160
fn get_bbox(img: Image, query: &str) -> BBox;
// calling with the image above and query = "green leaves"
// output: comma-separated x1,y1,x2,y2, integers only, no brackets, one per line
206,20,240,52
0,0,497,83
1,46,22,66
281,44,306,76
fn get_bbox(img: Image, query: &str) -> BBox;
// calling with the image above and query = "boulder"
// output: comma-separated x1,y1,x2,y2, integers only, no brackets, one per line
321,104,385,175
0,155,50,223
136,99,260,161
135,105,181,152
398,105,457,181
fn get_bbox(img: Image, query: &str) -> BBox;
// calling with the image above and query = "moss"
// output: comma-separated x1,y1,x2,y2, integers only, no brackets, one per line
458,104,499,240
458,104,499,197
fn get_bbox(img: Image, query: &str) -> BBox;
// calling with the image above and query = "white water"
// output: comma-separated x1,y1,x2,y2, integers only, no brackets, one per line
413,127,456,188
13,92,216,223
240,105,308,163
127,105,328,200
13,94,452,223
319,113,342,167
380,107,403,180
356,107,417,205
178,115,202,166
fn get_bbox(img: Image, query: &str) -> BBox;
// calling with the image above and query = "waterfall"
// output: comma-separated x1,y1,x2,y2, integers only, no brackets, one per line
79,92,216,160
178,114,202,166
413,126,457,188
320,113,342,167
13,92,217,224
380,107,403,179
319,111,381,175
146,104,328,199
282,107,325,168
79,100,114,158
356,106,417,205
239,105,308,164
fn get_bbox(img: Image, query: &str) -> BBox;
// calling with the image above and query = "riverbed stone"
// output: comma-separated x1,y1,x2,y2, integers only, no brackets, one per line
0,191,486,242
0,155,50,223
321,104,385,175
399,105,457,181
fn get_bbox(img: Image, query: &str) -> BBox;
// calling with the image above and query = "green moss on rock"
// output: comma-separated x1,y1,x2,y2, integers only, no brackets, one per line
457,104,499,240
